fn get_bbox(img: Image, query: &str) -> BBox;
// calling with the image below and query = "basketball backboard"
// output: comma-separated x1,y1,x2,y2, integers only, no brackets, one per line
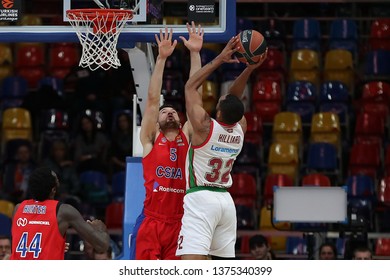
0,0,235,46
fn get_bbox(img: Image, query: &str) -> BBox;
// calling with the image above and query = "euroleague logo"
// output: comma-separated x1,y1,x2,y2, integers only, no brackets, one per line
2,0,13,9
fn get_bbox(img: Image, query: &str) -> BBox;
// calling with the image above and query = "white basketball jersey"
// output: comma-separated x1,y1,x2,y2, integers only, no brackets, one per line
186,119,244,190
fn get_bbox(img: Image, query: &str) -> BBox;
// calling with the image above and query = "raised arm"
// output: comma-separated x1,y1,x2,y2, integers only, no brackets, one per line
140,28,177,156
228,49,268,98
185,36,239,144
179,21,204,138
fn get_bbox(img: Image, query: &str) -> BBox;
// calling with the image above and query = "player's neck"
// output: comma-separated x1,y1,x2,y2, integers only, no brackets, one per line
161,129,180,141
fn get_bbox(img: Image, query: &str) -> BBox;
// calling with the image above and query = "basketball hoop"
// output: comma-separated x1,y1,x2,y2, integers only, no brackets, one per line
66,9,133,71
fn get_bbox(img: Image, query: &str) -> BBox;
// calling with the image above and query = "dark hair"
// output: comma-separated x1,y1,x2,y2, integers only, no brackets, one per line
159,103,179,112
219,94,244,124
249,234,268,250
28,167,57,201
0,235,11,241
319,242,338,259
353,246,372,256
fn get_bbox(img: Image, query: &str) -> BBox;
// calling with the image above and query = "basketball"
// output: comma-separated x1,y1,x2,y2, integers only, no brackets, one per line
234,29,267,65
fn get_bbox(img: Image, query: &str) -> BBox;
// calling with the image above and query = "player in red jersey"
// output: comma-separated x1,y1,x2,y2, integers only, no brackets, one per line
10,167,110,260
129,22,203,260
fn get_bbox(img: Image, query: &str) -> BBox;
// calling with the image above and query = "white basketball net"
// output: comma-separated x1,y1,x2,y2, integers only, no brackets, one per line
67,9,133,71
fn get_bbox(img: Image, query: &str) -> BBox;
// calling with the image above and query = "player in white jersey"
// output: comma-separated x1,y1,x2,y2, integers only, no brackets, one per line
176,37,268,259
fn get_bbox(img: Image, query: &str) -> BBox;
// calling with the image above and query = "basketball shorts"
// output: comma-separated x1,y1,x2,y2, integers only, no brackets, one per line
135,215,182,260
176,190,237,258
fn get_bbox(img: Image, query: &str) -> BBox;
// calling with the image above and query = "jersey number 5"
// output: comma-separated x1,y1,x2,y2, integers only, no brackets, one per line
205,158,234,184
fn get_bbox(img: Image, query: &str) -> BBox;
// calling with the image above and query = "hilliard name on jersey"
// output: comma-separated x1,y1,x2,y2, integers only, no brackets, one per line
218,134,241,144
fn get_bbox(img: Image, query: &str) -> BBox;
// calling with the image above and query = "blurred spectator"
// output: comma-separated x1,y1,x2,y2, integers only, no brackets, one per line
0,235,11,260
41,139,81,208
72,115,109,173
1,143,37,203
353,246,372,260
319,242,338,260
249,234,276,260
109,112,133,173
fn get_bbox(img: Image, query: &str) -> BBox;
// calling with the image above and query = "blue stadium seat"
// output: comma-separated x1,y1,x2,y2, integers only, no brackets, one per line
285,81,317,124
0,213,11,236
364,50,390,81
111,171,126,201
329,19,359,62
306,142,339,183
345,174,375,201
292,18,321,51
0,75,28,99
318,81,351,135
286,236,308,255
38,76,64,96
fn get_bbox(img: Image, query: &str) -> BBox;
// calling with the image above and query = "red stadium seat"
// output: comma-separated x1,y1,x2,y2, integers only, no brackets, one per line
244,111,263,146
369,19,390,51
105,201,124,229
348,142,381,180
230,173,257,197
49,43,80,79
252,80,282,123
302,173,331,187
354,111,385,147
375,238,390,256
263,173,293,205
16,44,45,67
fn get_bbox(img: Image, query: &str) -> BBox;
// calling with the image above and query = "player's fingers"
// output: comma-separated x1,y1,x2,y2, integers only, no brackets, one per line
179,36,187,43
155,34,160,44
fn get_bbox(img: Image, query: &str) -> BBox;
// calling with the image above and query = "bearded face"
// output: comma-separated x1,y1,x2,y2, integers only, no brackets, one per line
158,107,181,131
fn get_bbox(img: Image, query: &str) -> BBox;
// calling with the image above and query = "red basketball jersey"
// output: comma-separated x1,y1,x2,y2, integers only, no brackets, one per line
142,131,189,218
11,199,65,260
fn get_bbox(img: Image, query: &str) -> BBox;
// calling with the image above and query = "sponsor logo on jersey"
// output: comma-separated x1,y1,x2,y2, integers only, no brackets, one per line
29,220,50,226
156,185,185,194
210,145,240,154
156,166,183,179
16,218,27,227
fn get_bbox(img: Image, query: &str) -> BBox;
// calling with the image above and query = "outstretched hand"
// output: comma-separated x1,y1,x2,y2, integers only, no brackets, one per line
180,21,204,53
217,36,240,64
155,27,177,59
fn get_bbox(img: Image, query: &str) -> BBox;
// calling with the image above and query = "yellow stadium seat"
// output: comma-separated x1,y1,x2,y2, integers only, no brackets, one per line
0,44,13,65
1,108,33,145
268,142,299,183
310,112,341,149
203,43,222,53
0,65,12,82
0,200,15,218
323,49,355,92
290,49,320,70
259,206,289,251
202,80,218,115
289,49,320,86
18,14,43,26
272,112,303,147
